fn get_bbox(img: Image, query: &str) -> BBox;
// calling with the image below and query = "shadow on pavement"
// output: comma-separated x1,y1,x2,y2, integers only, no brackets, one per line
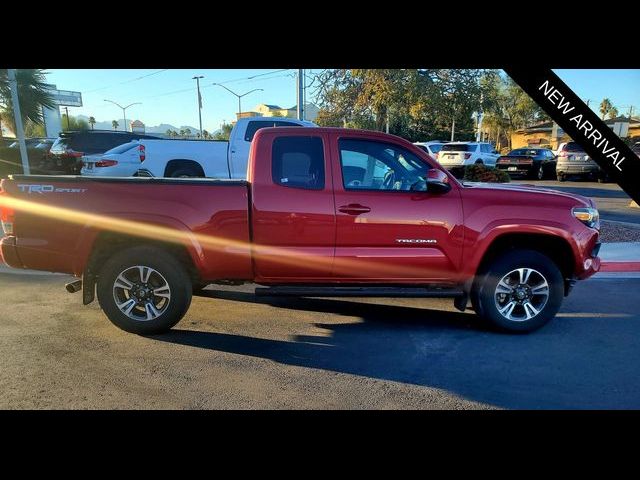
154,284,640,409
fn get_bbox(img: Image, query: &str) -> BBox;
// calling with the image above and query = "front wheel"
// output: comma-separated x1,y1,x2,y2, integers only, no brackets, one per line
471,249,564,332
97,246,193,334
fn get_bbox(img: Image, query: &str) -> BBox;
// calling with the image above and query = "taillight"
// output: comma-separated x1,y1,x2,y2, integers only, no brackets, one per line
464,153,472,159
95,160,118,167
497,157,509,164
139,144,146,162
66,149,84,158
0,189,15,236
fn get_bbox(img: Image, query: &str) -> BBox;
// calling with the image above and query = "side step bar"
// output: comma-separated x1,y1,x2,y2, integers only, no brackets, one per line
255,286,464,298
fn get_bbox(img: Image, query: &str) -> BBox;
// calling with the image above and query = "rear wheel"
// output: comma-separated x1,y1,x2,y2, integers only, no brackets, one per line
97,246,192,334
471,249,564,333
170,168,202,178
535,164,545,180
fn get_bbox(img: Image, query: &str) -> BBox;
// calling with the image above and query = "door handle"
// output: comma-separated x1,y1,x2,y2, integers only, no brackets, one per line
339,204,371,215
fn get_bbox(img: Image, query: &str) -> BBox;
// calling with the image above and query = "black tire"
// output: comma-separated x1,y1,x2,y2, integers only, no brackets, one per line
557,174,565,182
97,246,192,335
170,168,202,178
535,164,545,180
470,249,564,333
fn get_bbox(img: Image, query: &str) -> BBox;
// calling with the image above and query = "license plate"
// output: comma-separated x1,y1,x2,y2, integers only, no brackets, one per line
508,166,518,171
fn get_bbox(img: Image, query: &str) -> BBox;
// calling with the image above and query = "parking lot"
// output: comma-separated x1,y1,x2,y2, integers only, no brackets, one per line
1,178,639,410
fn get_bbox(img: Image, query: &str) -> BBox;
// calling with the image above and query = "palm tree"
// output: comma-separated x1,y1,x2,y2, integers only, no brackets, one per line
165,129,174,137
112,120,119,131
599,98,613,120
184,128,191,137
179,129,186,137
608,107,619,120
202,129,209,139
0,69,56,137
88,116,96,130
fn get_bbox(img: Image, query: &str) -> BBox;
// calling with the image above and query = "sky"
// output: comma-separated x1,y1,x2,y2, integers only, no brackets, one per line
45,69,315,132
44,69,640,132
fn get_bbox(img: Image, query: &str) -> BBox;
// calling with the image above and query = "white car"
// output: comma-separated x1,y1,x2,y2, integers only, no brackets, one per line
81,117,316,179
436,142,500,170
414,140,448,157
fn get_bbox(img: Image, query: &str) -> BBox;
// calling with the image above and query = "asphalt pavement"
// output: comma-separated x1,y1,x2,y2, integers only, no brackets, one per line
1,271,639,409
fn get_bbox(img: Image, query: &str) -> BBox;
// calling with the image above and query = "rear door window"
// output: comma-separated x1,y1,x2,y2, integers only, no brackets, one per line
272,136,325,190
442,144,476,152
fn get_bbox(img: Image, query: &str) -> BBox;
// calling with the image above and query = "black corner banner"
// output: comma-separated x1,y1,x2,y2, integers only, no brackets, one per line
504,68,640,204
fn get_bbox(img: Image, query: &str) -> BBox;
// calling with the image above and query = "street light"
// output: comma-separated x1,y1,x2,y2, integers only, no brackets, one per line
212,84,263,119
193,75,204,139
104,99,142,132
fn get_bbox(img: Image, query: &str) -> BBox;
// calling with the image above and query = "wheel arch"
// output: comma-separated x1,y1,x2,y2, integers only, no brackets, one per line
471,230,577,292
164,159,205,177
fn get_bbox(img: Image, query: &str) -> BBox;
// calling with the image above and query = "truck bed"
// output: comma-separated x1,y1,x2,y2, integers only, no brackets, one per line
1,175,253,280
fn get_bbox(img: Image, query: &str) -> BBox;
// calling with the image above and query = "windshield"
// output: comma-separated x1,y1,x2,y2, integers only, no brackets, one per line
509,149,538,156
563,142,585,152
441,144,476,152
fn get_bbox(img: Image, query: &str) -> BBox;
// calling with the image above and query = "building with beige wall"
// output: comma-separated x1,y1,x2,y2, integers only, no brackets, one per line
236,103,319,122
511,117,640,150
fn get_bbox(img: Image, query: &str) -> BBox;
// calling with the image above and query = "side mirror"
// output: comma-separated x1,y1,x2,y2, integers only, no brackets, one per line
426,169,451,194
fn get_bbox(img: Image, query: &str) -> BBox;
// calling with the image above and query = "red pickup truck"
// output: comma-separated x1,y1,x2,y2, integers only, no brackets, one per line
0,127,601,334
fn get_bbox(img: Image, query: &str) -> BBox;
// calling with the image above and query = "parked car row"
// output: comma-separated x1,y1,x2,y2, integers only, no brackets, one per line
416,138,639,183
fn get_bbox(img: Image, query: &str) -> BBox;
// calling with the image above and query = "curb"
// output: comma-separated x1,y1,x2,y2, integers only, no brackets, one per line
600,261,640,273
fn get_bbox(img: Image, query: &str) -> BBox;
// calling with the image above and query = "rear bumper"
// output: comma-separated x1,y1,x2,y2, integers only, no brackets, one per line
496,164,535,176
0,236,23,268
557,163,600,175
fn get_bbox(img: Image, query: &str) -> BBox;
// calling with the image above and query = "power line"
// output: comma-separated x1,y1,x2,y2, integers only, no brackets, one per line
83,69,170,93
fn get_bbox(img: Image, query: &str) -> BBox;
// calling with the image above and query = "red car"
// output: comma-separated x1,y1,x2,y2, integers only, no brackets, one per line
0,127,601,334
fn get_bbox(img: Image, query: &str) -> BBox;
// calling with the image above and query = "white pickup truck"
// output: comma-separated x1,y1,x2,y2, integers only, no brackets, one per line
81,117,316,179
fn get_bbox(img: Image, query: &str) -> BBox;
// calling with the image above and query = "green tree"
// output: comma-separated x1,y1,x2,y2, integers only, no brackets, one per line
480,71,548,150
608,107,619,120
183,128,191,137
599,98,613,120
314,69,487,142
0,69,56,137
88,116,96,130
24,120,46,137
213,122,233,140
62,114,89,131
112,120,119,131
202,129,210,139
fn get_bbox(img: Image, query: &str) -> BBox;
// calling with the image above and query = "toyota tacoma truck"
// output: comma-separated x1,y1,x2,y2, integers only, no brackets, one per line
0,127,601,334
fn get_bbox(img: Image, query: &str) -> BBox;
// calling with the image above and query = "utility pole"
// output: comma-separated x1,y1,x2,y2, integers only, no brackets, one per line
7,69,29,174
64,106,70,130
297,69,304,120
193,75,204,139
629,106,634,120
104,100,142,133
450,101,456,142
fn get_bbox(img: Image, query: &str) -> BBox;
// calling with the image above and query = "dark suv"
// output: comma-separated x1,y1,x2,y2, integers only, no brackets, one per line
46,130,160,174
